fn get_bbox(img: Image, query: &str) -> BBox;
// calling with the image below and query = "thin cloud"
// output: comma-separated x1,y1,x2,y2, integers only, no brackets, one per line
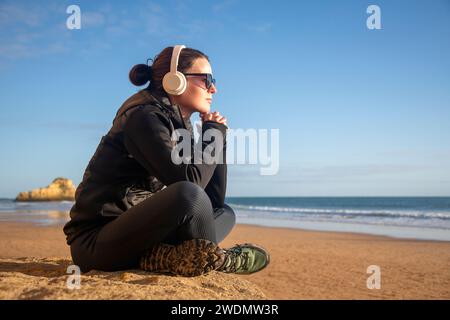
248,23,272,33
0,120,108,131
0,1,225,63
377,149,450,162
0,40,68,60
228,163,439,183
0,2,46,28
81,12,106,28
0,2,68,60
212,0,237,13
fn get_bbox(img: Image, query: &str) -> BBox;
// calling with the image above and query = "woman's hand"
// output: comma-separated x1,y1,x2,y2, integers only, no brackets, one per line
200,111,227,126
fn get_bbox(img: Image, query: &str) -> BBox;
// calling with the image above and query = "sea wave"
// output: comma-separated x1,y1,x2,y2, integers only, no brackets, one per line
227,203,450,220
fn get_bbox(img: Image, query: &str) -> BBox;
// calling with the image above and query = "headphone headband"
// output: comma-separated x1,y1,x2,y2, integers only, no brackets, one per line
170,45,185,74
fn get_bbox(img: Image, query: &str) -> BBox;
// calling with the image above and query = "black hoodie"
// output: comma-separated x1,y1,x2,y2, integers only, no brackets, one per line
63,88,228,245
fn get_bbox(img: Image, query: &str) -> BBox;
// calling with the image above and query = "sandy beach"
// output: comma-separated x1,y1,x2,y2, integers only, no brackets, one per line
0,222,449,299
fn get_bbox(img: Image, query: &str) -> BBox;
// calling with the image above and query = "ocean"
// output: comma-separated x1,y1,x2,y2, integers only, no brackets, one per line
1,197,450,241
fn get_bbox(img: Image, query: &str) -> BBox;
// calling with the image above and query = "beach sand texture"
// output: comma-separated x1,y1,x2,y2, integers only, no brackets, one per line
0,223,449,299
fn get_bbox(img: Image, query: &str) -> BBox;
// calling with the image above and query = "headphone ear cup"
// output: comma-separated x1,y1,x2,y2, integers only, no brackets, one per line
162,71,187,95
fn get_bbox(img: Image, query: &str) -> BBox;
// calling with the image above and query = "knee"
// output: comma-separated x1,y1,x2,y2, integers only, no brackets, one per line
227,204,236,226
218,203,236,227
171,181,212,217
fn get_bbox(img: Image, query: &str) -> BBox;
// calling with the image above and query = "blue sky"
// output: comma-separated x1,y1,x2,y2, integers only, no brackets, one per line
0,0,449,197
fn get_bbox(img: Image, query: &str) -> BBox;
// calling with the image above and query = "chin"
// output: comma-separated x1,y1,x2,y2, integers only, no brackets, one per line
197,104,210,114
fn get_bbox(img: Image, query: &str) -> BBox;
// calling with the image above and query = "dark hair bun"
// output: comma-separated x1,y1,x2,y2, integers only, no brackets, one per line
129,64,152,86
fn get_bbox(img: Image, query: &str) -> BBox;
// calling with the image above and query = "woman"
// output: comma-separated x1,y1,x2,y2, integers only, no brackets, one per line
63,45,270,276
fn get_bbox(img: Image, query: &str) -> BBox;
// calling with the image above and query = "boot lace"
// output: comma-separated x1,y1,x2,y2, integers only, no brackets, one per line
222,245,250,273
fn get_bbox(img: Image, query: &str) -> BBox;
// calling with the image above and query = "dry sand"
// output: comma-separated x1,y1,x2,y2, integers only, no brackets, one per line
0,222,449,299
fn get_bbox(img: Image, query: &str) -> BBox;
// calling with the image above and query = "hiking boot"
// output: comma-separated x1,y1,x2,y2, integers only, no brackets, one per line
217,243,270,274
140,238,225,277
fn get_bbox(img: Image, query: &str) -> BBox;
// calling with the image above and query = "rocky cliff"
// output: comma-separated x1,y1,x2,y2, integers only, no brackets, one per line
15,177,76,201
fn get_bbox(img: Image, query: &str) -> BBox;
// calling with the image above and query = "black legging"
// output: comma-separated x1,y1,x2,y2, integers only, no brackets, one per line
70,181,236,273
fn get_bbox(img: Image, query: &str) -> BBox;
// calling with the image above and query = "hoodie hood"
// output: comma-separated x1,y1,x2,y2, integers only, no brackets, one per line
113,87,193,134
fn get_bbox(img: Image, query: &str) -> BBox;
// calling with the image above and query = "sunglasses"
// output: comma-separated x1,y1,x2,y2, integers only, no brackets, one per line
184,73,216,90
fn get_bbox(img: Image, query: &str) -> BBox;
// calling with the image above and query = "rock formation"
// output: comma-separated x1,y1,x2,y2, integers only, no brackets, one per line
15,177,76,201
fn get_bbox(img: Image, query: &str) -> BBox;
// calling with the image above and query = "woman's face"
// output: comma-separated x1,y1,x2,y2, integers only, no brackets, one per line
169,57,217,117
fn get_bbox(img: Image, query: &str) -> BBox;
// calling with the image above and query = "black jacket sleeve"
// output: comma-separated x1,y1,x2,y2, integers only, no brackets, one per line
204,137,227,209
123,107,227,189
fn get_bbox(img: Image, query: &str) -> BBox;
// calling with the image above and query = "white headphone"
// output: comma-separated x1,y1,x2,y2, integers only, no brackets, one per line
162,45,187,96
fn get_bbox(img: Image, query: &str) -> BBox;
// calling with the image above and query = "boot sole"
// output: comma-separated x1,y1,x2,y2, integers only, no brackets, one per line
174,239,225,276
141,239,225,277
